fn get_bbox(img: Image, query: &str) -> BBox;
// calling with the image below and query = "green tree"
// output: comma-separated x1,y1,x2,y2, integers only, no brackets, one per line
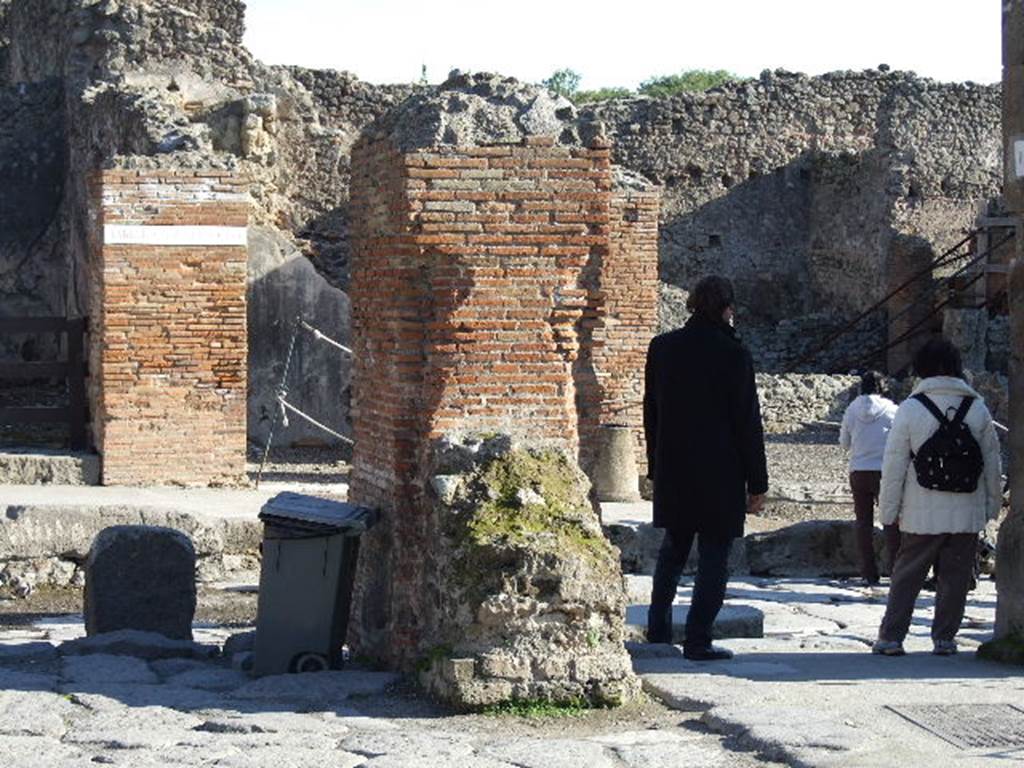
638,69,737,98
542,68,582,98
574,87,634,104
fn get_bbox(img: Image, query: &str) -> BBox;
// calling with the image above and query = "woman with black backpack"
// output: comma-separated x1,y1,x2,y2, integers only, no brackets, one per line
872,337,1002,656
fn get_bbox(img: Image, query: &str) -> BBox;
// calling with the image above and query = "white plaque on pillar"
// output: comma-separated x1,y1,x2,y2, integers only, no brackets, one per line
1016,139,1024,179
104,225,248,246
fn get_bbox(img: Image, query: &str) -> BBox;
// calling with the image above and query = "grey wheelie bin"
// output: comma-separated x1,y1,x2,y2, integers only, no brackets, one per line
253,492,377,677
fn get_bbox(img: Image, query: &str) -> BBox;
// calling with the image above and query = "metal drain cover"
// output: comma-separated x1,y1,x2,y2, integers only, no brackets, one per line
887,704,1024,750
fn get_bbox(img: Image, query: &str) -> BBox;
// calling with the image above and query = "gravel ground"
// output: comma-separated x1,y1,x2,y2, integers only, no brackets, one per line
763,427,854,524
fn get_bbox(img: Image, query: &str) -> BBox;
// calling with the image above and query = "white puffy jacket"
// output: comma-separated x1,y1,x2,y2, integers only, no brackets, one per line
839,394,898,471
879,376,1002,534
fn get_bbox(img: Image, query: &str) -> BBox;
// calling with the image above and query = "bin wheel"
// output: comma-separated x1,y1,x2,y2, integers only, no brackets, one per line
293,652,329,673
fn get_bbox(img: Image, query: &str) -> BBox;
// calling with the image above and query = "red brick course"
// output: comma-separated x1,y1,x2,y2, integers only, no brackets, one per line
347,136,659,665
88,169,248,486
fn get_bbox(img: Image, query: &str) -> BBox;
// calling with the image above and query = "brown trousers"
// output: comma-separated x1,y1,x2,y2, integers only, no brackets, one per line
849,471,901,582
878,532,976,643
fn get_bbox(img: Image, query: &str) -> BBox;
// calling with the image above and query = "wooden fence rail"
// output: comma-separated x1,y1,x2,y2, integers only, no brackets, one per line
0,317,88,450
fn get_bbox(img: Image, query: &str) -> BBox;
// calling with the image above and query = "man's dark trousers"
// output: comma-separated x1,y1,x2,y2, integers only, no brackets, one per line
647,529,733,647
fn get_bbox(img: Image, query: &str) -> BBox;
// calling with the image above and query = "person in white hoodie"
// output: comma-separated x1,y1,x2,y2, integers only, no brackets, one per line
839,371,900,585
872,337,1002,656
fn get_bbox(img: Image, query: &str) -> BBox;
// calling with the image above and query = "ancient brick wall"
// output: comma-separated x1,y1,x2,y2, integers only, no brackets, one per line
348,125,646,663
89,168,248,485
576,177,660,476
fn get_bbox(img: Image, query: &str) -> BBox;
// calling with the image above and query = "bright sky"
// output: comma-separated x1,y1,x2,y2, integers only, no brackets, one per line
242,0,1002,89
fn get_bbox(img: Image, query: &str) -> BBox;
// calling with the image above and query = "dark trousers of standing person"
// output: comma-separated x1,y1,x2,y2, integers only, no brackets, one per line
849,471,902,583
878,532,976,643
647,529,732,648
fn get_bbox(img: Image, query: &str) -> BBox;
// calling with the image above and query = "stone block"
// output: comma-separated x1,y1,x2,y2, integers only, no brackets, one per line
624,602,764,644
60,629,216,660
84,526,197,641
745,519,882,577
0,450,100,486
247,226,351,449
605,519,747,576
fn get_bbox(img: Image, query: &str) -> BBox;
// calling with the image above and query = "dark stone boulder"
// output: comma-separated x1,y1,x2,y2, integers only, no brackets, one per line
745,519,886,577
84,526,196,641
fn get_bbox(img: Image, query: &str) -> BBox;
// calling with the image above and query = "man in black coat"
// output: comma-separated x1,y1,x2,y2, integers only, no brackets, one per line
643,275,768,660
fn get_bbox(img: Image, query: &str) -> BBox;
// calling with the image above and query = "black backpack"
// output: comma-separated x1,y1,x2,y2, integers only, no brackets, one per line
910,394,983,493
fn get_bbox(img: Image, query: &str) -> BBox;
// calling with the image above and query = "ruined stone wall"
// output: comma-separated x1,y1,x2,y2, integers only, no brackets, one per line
0,80,65,340
758,374,858,433
241,66,416,288
89,168,248,486
583,71,1001,367
270,69,1000,374
6,0,253,86
0,0,9,83
168,0,245,46
348,133,616,662
346,76,638,703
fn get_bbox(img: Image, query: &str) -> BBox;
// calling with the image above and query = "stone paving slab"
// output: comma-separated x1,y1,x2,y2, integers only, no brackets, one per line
625,574,765,642
2,578,1016,767
0,612,776,768
633,577,1024,767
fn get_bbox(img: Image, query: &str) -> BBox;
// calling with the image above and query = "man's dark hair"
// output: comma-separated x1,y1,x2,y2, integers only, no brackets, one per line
686,275,735,320
913,336,964,380
859,370,883,396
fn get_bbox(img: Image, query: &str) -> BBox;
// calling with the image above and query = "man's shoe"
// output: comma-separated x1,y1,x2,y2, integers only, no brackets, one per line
645,631,673,644
871,639,905,656
683,644,734,661
932,639,958,656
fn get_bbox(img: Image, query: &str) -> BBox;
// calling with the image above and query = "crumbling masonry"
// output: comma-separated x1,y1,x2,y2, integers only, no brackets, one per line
0,0,1009,488
345,75,654,703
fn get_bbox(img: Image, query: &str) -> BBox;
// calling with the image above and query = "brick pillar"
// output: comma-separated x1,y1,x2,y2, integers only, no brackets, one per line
348,135,619,665
576,177,660,479
89,168,248,486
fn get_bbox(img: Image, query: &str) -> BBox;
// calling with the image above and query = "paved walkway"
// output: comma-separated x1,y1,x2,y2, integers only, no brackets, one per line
1,576,1019,767
635,575,1024,766
0,620,773,768
0,482,347,520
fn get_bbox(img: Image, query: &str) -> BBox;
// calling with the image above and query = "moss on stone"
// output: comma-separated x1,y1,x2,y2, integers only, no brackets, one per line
439,446,617,600
977,633,1024,666
457,448,612,562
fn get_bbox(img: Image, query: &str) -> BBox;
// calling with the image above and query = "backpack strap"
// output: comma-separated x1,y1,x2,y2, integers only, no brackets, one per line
912,393,948,424
951,396,975,426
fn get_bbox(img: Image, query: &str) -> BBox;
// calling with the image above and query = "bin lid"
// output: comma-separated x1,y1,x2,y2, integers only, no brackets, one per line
259,492,377,535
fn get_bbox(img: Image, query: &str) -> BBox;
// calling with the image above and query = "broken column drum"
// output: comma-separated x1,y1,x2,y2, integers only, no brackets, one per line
592,424,642,503
345,72,656,707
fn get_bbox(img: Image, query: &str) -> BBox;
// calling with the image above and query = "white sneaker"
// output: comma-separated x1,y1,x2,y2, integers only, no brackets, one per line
872,639,905,656
932,639,958,656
